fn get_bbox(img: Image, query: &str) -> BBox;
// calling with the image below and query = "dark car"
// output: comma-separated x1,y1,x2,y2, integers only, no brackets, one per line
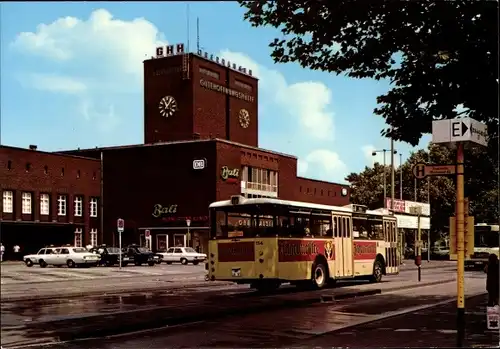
126,245,156,266
90,245,129,267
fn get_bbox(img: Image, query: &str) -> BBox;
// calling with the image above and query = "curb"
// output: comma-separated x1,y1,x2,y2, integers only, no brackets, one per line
0,281,234,303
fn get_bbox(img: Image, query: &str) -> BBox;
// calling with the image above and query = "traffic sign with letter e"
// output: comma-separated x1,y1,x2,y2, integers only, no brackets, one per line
432,117,488,147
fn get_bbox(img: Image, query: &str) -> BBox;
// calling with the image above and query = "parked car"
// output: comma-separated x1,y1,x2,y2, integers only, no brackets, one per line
158,247,207,265
432,246,450,260
23,247,55,267
126,245,156,266
90,245,129,267
38,246,101,268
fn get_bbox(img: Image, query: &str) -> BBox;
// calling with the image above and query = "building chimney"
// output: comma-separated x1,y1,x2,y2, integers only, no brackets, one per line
29,145,37,150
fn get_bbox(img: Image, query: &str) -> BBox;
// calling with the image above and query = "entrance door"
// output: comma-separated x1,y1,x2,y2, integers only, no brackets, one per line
156,234,168,252
332,215,354,278
384,220,398,274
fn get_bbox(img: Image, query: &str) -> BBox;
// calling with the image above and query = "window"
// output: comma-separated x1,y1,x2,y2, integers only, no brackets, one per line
92,172,97,180
90,229,98,246
7,160,12,170
60,248,70,254
61,168,65,176
22,192,32,214
74,196,83,217
77,170,81,179
2,190,13,213
44,166,48,174
74,228,83,247
40,193,50,215
57,195,67,216
90,197,98,217
25,163,32,172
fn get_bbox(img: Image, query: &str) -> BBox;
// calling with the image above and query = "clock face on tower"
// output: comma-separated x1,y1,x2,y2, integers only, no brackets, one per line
239,109,250,128
159,96,177,118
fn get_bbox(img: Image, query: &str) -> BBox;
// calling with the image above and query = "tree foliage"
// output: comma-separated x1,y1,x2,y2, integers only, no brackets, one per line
345,144,498,236
239,1,498,146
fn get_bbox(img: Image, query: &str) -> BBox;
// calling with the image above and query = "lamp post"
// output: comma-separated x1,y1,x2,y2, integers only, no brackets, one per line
372,149,398,209
186,219,191,247
399,153,403,200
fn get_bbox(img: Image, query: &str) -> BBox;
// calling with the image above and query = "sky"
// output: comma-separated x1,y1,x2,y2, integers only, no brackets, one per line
0,2,431,184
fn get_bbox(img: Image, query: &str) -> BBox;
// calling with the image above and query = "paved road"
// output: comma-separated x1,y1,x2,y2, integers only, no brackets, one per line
0,268,468,348
26,272,490,348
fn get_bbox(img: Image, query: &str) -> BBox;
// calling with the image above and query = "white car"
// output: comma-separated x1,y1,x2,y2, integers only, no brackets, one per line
159,247,207,265
37,246,101,268
23,247,55,267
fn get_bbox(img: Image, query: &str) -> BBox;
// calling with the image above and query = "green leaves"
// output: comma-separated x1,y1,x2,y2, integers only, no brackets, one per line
239,0,498,146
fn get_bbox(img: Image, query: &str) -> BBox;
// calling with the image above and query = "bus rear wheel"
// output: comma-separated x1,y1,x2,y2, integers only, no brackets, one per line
312,262,328,289
370,261,383,283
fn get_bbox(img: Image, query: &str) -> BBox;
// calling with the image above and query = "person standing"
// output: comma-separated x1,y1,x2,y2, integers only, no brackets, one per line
485,254,499,306
0,243,4,262
13,244,21,261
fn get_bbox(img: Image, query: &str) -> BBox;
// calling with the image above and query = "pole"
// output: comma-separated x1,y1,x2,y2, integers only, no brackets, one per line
383,150,387,208
100,151,104,245
427,178,431,262
196,17,200,53
456,142,465,347
186,3,190,52
119,231,122,270
414,177,417,201
417,211,421,281
390,139,395,211
400,154,403,200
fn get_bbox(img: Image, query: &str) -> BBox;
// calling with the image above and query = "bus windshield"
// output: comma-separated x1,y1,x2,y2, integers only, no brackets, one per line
210,205,332,239
474,226,499,248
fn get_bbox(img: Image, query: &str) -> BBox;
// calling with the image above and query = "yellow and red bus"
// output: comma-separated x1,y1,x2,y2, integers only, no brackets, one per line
207,196,399,291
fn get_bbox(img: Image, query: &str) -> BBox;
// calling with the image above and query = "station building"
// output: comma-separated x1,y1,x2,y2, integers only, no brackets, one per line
62,44,350,253
0,145,101,256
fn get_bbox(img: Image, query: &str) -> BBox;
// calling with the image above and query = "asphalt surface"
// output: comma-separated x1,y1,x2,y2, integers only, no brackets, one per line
0,267,470,348
21,271,491,348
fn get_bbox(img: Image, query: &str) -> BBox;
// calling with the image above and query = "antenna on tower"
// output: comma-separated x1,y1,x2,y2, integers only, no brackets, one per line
196,17,200,53
186,3,190,52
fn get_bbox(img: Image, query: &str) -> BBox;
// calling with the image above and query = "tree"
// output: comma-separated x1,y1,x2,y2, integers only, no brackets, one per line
345,143,498,237
240,1,498,146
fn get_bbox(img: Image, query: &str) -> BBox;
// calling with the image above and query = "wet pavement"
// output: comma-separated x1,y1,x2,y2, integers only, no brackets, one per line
25,274,490,348
0,268,472,348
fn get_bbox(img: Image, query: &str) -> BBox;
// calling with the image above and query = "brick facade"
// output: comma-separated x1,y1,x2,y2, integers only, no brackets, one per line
0,146,101,254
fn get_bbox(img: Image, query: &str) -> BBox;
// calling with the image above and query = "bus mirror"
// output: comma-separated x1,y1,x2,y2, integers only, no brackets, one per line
231,195,243,205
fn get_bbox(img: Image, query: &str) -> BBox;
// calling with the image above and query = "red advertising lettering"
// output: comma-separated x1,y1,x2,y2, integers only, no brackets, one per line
278,239,334,262
354,241,377,260
218,242,255,262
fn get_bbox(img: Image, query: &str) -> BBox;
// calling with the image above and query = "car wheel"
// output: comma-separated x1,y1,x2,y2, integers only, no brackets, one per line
180,258,188,265
148,261,155,266
122,262,128,267
134,261,142,266
192,260,199,266
67,260,76,268
39,260,48,268
25,259,34,267
166,261,172,265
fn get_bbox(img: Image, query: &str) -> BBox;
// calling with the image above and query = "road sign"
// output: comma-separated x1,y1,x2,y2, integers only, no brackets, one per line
412,163,456,179
193,159,206,170
432,117,488,146
117,218,124,233
145,229,151,238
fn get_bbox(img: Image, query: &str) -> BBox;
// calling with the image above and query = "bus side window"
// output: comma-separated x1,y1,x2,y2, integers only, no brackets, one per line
346,217,351,238
333,217,338,237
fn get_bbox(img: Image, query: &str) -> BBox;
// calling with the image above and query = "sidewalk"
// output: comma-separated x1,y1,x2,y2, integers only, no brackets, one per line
301,293,498,348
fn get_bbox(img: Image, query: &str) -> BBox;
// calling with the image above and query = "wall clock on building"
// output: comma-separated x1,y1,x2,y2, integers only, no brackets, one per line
341,188,348,196
159,96,177,118
239,109,250,129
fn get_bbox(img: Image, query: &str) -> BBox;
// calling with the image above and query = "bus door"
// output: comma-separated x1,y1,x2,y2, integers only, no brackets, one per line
332,214,354,277
384,219,398,274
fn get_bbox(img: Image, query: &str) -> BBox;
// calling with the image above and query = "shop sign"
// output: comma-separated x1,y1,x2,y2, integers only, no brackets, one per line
161,215,209,223
385,198,430,216
152,204,178,218
220,166,239,182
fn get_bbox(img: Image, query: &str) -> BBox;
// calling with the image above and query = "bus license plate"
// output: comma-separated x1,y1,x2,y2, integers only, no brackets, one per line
231,268,241,277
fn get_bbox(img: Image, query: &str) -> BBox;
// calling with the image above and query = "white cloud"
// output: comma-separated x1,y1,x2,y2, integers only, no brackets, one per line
22,73,88,95
219,50,335,140
299,149,348,183
362,144,402,168
78,99,120,132
297,159,309,175
11,9,166,78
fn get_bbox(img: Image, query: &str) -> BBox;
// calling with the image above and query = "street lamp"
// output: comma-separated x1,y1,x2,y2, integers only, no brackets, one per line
186,219,191,247
372,149,398,208
399,153,403,200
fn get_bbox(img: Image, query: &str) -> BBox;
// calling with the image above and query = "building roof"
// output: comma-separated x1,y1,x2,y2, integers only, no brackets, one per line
1,145,100,161
57,138,297,160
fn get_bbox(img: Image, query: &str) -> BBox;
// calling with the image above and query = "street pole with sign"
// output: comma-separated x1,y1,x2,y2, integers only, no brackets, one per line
117,218,124,270
432,117,488,348
410,206,423,281
186,219,191,247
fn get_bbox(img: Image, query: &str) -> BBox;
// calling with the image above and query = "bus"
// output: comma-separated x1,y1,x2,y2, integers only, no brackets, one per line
206,195,399,291
465,223,499,269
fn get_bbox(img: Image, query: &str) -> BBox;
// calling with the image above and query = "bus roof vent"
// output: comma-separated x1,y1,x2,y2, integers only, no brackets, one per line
345,204,367,213
231,195,245,205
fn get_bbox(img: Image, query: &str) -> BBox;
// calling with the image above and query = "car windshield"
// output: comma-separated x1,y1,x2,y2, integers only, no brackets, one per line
107,247,121,254
137,248,150,253
184,247,197,253
72,248,87,253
